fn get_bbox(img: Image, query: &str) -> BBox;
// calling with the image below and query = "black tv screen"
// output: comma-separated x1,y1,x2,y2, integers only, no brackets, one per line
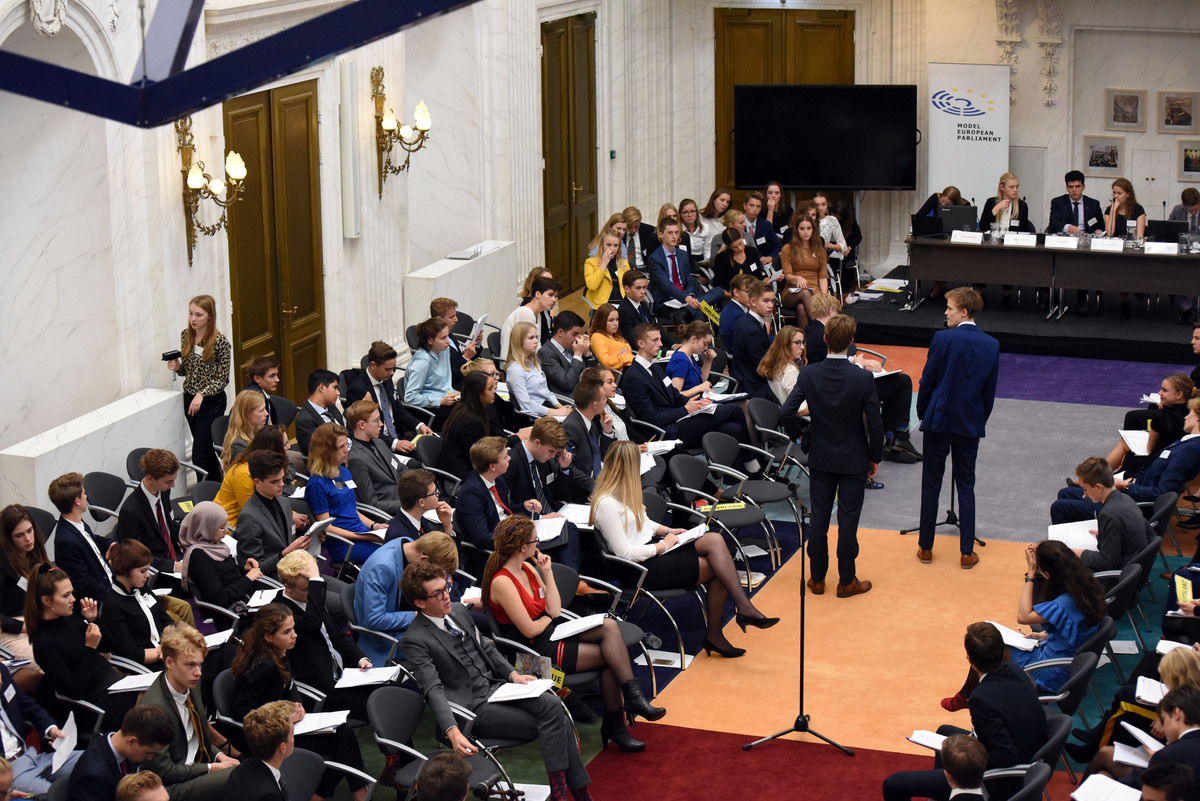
733,84,917,190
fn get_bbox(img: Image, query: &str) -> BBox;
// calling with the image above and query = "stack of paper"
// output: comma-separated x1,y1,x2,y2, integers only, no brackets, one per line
488,678,556,703
1141,393,1162,406
645,440,681,455
535,517,567,542
109,671,162,694
1071,773,1142,800
664,524,707,553
558,503,594,529
549,614,606,642
906,730,946,750
294,710,350,735
1118,430,1151,456
986,621,1038,651
335,666,402,689
1047,519,1099,551
639,452,658,475
1157,639,1190,655
248,589,280,609
204,630,234,649
1135,676,1168,705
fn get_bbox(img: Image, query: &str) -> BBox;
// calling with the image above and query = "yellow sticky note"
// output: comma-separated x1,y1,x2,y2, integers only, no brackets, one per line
1176,574,1193,604
177,500,194,513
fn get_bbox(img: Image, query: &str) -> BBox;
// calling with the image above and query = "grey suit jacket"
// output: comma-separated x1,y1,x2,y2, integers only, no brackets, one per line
139,672,214,785
295,402,344,455
1170,204,1199,227
560,409,615,502
234,492,295,577
401,607,515,736
537,341,594,397
346,436,405,516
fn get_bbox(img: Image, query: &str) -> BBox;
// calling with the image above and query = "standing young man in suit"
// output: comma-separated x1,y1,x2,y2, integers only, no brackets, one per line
70,704,174,801
916,288,999,568
400,561,595,801
295,369,344,455
234,451,310,579
781,314,883,597
345,399,409,516
1047,170,1106,316
617,270,677,349
225,701,294,801
538,311,594,397
242,356,280,426
646,218,724,323
47,472,114,605
346,341,432,455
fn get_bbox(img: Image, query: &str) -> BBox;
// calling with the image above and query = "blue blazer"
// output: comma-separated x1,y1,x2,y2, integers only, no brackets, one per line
732,313,772,399
719,302,747,354
53,517,113,604
1047,194,1105,235
1128,436,1200,502
917,323,1000,439
746,217,781,261
353,536,415,664
646,245,700,312
456,472,514,550
620,359,689,437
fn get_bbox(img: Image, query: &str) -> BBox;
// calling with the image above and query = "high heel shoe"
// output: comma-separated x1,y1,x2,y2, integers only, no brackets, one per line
736,613,780,632
621,679,665,721
701,637,746,658
600,711,645,752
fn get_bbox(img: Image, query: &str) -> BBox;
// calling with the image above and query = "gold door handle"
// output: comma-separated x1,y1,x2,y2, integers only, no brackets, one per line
281,305,298,317
571,182,583,203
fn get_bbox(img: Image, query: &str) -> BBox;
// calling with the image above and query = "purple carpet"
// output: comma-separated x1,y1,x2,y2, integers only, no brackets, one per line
995,353,1192,407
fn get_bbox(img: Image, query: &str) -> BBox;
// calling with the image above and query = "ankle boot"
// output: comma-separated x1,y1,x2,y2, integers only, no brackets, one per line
600,710,646,752
621,679,665,721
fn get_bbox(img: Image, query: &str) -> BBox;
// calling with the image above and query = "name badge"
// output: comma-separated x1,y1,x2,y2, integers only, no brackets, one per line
545,473,555,484
780,225,789,233
1008,220,1020,228
193,345,203,357
345,479,357,489
1161,450,1172,459
1087,217,1099,227
539,587,545,599
16,577,26,592
678,244,688,252
950,230,983,244
756,237,767,245
3,685,14,702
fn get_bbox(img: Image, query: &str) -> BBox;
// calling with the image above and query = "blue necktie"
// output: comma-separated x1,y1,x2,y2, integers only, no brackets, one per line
376,382,395,437
444,617,465,641
590,426,603,477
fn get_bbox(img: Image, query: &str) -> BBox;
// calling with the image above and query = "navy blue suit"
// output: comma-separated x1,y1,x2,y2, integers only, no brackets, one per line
456,472,511,550
1047,194,1105,235
917,322,1000,553
52,517,113,604
781,355,884,585
646,245,723,321
621,359,744,448
745,216,781,262
503,445,580,570
731,313,773,399
719,301,747,354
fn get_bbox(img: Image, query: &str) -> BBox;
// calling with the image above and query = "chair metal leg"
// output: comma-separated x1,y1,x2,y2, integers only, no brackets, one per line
1135,598,1151,632
638,642,658,698
1089,679,1105,718
1077,707,1091,731
1105,644,1126,684
1060,752,1078,785
634,590,688,670
1128,611,1147,652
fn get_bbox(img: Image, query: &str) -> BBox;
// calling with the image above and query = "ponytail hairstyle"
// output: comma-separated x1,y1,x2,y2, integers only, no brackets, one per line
673,320,712,347
481,516,536,607
1164,373,1197,403
25,563,70,638
231,603,293,684
1035,540,1106,625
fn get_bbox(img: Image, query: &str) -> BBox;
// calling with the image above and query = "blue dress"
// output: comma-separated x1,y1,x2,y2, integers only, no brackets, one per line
1010,592,1097,692
666,350,704,391
306,466,381,565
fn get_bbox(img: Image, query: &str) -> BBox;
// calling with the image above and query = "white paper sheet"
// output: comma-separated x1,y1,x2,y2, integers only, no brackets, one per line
51,712,76,773
488,678,556,703
534,517,567,542
248,589,280,609
906,729,946,751
549,614,606,642
335,666,402,689
1119,430,1150,456
986,621,1038,651
108,671,162,693
1047,519,1099,551
1071,773,1142,801
204,630,234,649
558,503,594,529
294,710,350,736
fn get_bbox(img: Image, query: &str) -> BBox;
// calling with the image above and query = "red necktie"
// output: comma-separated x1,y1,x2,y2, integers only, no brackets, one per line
156,500,177,561
490,486,512,516
669,252,683,291
120,759,128,777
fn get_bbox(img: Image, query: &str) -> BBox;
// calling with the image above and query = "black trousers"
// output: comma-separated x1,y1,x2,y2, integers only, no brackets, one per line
876,373,914,433
184,391,227,480
807,467,866,586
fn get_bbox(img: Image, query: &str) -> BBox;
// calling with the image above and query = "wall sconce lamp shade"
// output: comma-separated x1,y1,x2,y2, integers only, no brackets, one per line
174,115,248,266
369,66,433,197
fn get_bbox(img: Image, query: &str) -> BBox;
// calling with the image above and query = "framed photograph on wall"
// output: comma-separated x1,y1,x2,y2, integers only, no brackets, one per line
1083,135,1125,178
1178,140,1200,182
1158,91,1200,135
1104,89,1147,132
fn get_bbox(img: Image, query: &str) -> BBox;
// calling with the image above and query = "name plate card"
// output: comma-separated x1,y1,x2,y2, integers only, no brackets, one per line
1043,235,1080,250
1003,232,1037,248
1145,241,1180,255
950,230,984,244
1090,238,1125,253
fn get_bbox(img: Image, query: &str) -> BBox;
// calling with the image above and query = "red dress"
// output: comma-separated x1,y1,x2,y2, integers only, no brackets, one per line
488,562,581,670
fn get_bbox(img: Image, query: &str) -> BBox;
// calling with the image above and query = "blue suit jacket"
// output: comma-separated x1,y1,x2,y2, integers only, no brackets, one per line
620,359,689,437
732,313,772,399
646,245,700,312
1047,194,1104,234
53,517,113,604
719,302,747,354
456,471,513,550
746,217,781,261
917,323,1000,439
353,536,414,664
1128,436,1200,502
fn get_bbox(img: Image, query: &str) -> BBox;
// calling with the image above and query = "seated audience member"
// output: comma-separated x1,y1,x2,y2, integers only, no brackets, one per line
1141,764,1195,801
666,321,718,399
944,542,1104,709
732,281,777,400
589,213,632,260
234,451,311,579
242,356,280,426
656,202,693,261
741,190,781,265
584,228,630,309
222,390,270,472
883,622,1045,801
622,323,746,449
276,551,371,718
70,704,173,801
805,292,921,462
679,198,713,270
623,206,658,269
813,193,851,300
414,753,471,801
562,381,617,503
1107,373,1195,475
347,341,433,455
1047,171,1106,316
0,505,49,673
483,516,664,752
354,531,461,665
980,172,1036,311
885,733,988,801
581,367,640,446
345,399,408,516
912,185,969,304
306,422,389,566
430,297,480,390
757,325,807,406
711,226,766,294
539,311,595,397
0,655,80,797
383,469,454,544
500,277,561,353
295,369,344,455
832,201,863,299
226,700,294,800
456,437,531,553
592,442,776,658
102,540,173,669
231,605,369,800
180,502,263,619
763,182,793,238
505,322,572,419
27,563,137,737
502,418,583,572
1058,457,1152,571
214,426,293,528
588,302,634,371
439,371,509,480
1135,688,1200,796
647,217,724,323
718,273,756,354
48,472,115,605
699,189,733,259
1172,187,1200,229
401,560,597,801
117,771,170,801
1054,396,1200,522
139,624,239,799
115,448,183,576
617,270,677,350
518,267,559,341
779,214,827,327
404,317,458,430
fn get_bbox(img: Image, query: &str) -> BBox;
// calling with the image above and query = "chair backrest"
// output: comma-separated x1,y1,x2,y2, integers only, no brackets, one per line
405,325,420,352
210,415,230,449
126,447,152,482
413,435,444,471
45,776,70,801
668,455,711,502
1052,651,1100,717
1075,615,1116,659
550,562,581,605
26,506,58,541
746,397,782,431
701,431,742,470
453,311,477,339
1004,762,1053,801
1133,534,1163,592
280,748,327,801
212,669,238,719
83,471,130,522
642,489,668,525
1102,563,1143,619
367,686,427,752
270,395,300,428
1150,491,1181,537
341,580,360,625
191,480,223,506
338,368,360,409
487,331,503,365
1031,712,1072,771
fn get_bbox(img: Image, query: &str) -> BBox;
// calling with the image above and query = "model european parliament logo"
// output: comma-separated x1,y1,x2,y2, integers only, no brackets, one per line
931,89,995,117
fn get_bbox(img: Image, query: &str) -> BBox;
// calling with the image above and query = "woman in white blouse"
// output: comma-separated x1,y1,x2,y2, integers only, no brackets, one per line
757,325,808,406
504,321,571,419
699,188,733,259
590,442,778,658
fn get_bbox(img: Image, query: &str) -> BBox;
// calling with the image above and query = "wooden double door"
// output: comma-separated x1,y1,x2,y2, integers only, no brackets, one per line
224,80,326,405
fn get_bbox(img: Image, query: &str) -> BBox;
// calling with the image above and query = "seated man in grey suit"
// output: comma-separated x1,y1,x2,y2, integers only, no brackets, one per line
400,561,595,801
538,310,595,397
561,380,616,503
345,399,414,516
235,450,311,579
295,369,344,455
1067,456,1151,572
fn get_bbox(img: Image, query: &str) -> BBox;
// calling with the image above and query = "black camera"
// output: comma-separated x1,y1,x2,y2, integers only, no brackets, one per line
161,350,182,362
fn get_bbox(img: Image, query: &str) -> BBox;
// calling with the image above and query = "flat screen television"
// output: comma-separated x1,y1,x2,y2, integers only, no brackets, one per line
732,84,918,190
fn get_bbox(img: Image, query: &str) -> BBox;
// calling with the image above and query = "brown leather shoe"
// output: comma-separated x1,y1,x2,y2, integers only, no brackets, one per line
836,579,872,598
961,552,980,569
917,548,933,564
806,579,825,595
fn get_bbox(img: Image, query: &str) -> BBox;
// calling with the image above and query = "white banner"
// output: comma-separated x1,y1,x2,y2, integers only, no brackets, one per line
927,63,1010,217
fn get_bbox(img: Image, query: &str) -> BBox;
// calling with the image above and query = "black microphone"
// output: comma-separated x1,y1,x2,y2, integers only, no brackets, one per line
1163,200,1168,220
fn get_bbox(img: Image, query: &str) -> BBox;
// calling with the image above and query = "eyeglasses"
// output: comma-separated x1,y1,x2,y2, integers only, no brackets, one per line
426,579,453,602
422,488,441,499
525,538,539,546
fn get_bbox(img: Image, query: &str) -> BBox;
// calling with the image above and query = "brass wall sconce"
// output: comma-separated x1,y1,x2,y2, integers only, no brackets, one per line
174,116,248,266
370,66,432,198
